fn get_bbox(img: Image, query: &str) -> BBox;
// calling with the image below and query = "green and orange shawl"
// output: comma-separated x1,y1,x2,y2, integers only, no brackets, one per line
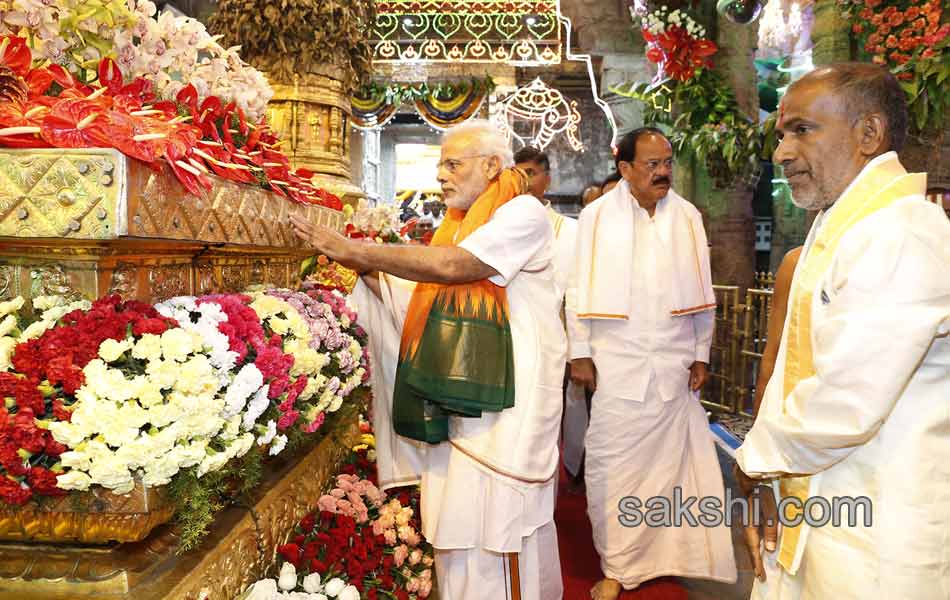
392,169,528,443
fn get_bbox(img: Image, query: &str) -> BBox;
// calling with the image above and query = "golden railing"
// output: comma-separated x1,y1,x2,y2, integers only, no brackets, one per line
703,278,777,418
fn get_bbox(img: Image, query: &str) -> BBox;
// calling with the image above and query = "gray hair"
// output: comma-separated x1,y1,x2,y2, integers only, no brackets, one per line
442,119,514,167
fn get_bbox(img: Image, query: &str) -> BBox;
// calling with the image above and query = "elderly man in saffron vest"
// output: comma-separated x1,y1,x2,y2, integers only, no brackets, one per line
735,63,950,599
566,127,737,600
292,120,565,600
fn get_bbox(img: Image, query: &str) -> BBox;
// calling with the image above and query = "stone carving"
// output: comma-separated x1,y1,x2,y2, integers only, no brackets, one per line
148,263,190,301
108,261,140,299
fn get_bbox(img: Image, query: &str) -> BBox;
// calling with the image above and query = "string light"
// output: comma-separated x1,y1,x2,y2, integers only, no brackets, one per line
493,78,585,151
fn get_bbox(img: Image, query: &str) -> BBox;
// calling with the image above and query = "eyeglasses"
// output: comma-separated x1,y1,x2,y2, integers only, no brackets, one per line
625,158,674,172
437,154,488,173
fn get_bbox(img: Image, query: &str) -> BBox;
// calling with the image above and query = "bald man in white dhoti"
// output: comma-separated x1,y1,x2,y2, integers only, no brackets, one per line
294,120,565,600
735,63,950,600
566,128,737,600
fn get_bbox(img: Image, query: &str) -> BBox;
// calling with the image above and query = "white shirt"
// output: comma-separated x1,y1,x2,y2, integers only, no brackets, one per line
451,194,567,481
567,194,714,402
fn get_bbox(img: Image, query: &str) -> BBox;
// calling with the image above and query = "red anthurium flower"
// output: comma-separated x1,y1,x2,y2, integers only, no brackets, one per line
46,64,92,95
39,98,111,149
175,84,199,114
24,68,54,99
97,58,124,95
0,35,32,77
0,101,50,147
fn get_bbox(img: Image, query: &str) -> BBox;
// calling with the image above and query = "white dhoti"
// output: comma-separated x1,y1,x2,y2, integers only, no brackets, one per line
422,443,562,600
585,382,736,589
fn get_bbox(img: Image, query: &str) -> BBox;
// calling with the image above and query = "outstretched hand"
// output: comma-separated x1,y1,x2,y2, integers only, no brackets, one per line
291,214,361,271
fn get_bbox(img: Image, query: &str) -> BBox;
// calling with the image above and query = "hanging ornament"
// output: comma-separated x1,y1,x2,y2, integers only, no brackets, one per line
492,78,584,151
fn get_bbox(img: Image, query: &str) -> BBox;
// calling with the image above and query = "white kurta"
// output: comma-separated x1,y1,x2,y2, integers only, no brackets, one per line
566,194,736,589
545,204,588,478
354,195,567,600
736,154,950,600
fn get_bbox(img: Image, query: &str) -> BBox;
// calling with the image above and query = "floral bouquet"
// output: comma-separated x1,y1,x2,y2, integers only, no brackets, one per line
632,5,717,83
243,420,434,600
344,205,408,244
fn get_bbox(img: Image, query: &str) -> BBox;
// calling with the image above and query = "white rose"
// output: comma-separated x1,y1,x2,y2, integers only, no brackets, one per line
256,420,277,446
0,296,24,316
301,572,322,594
268,434,287,456
160,328,195,362
337,586,359,600
0,337,15,371
322,578,345,597
243,579,280,600
98,337,133,363
18,320,48,341
56,470,93,491
277,562,297,591
132,333,163,362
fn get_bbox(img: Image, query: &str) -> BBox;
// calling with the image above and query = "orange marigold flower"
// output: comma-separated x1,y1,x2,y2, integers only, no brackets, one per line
905,6,919,19
885,34,898,47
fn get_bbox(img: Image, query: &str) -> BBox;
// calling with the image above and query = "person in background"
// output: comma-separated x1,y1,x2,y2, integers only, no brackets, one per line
513,146,586,491
581,183,602,207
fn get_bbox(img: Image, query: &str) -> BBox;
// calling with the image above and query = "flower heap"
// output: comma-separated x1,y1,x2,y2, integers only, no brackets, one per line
0,0,136,76
632,5,718,82
0,32,342,208
0,291,369,507
0,0,270,123
345,205,409,244
246,290,369,447
0,295,170,503
840,0,947,69
112,0,272,123
244,420,433,600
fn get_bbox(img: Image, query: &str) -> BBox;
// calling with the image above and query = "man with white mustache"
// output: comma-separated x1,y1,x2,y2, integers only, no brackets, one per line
293,120,565,600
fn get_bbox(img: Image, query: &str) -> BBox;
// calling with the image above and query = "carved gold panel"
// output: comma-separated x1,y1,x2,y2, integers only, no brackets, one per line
0,149,344,243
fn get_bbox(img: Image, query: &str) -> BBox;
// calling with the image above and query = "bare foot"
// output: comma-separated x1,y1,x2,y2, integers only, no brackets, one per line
590,578,622,600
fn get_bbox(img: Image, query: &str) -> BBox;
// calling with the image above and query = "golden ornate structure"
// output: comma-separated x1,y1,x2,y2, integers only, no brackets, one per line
0,148,343,304
267,69,364,205
0,406,361,600
0,481,174,545
0,147,360,599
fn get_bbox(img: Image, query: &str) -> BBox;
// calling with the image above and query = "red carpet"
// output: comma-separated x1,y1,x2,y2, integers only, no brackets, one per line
555,468,688,600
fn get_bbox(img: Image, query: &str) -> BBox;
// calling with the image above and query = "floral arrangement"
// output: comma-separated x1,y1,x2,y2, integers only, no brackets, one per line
0,0,272,122
0,33,340,207
0,290,370,551
344,205,408,244
613,67,762,188
631,4,718,82
839,0,948,132
242,432,434,600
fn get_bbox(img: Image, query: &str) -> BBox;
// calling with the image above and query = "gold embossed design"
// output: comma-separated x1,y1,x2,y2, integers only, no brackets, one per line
0,149,121,239
0,482,174,545
0,148,345,243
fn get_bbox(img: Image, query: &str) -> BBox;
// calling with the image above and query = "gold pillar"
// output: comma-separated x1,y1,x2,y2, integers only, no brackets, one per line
267,69,364,207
